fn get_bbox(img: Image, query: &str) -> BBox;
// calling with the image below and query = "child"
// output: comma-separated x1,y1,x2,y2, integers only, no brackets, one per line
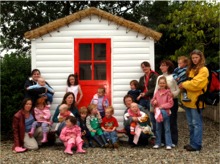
173,56,191,102
78,106,94,148
90,86,109,118
59,116,86,154
27,77,54,104
127,80,142,104
124,102,145,135
28,97,51,143
86,104,109,148
101,106,119,148
54,104,74,131
66,74,83,106
151,76,174,150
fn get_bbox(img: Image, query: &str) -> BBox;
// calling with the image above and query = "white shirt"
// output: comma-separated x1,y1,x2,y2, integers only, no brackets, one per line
66,85,80,100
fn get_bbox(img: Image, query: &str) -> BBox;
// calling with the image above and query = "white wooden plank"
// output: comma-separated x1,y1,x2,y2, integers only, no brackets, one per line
113,67,142,73
36,43,73,49
36,61,73,67
36,49,73,55
113,42,150,48
36,55,73,61
113,54,150,60
113,60,149,67
42,73,73,79
113,48,150,54
35,67,73,73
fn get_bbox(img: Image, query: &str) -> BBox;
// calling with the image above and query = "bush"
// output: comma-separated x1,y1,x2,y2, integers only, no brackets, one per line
1,53,31,138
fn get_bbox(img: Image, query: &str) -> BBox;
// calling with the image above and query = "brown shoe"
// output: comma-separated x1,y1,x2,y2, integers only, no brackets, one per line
113,142,119,149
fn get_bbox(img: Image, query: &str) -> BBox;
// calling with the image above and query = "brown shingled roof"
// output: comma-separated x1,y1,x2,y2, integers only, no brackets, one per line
24,7,162,41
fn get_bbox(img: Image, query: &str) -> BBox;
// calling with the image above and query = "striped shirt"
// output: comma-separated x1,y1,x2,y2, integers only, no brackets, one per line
25,114,34,132
173,66,187,85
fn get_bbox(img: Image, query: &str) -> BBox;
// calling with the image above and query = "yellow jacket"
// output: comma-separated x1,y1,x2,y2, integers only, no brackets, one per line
182,67,209,109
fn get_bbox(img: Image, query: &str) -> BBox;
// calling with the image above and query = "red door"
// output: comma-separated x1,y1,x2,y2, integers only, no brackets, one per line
74,38,111,108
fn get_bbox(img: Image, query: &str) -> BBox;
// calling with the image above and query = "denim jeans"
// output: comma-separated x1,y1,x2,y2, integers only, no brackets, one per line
170,98,179,145
184,107,203,150
104,131,118,144
155,110,172,146
139,99,150,111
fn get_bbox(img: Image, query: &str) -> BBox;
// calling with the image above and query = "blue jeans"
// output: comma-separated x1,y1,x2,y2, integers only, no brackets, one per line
139,99,150,111
104,131,118,144
155,110,172,146
184,107,203,150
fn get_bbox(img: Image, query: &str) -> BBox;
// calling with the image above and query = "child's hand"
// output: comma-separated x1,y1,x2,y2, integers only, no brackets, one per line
82,130,86,135
153,100,157,106
97,111,101,118
40,115,44,119
91,129,96,133
137,94,142,100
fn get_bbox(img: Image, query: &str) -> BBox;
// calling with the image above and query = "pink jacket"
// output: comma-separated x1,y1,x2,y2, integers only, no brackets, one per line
151,89,174,115
59,125,83,145
34,105,51,124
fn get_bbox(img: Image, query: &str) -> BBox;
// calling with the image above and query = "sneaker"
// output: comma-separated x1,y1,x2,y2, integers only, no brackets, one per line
171,144,176,148
166,146,172,150
14,147,27,153
186,145,201,151
153,145,160,149
183,144,191,149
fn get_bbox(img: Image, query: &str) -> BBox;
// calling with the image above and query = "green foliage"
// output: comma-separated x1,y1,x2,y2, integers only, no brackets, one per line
1,53,31,135
158,2,220,64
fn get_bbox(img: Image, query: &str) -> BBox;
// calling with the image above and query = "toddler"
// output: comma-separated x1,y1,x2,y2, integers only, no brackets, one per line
151,76,174,150
27,77,54,104
90,86,109,118
124,102,145,135
101,106,119,148
78,106,94,148
60,116,86,154
86,104,109,148
66,74,83,106
127,80,142,104
54,104,74,131
173,56,191,102
28,97,51,143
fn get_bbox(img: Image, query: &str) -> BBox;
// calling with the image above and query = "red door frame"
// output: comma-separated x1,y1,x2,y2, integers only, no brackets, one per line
74,38,111,107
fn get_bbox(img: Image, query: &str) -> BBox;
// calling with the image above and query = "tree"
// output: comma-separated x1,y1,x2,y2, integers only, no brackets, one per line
158,1,219,64
0,1,140,54
1,53,31,136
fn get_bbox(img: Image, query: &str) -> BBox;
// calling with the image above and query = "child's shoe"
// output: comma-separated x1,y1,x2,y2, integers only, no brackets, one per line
166,146,172,150
28,128,35,138
113,142,119,149
41,133,48,143
76,142,86,153
64,144,73,155
14,147,27,153
153,145,160,149
182,92,191,102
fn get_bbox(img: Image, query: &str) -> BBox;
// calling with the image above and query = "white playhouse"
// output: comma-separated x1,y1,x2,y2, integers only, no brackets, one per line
24,7,162,127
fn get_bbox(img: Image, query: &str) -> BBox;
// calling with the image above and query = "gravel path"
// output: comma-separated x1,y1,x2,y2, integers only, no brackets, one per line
1,112,220,164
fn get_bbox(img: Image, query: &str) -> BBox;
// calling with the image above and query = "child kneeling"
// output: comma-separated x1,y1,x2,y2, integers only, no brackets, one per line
60,116,86,155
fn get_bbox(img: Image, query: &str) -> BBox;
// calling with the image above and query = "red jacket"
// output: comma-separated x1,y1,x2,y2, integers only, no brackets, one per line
12,110,26,150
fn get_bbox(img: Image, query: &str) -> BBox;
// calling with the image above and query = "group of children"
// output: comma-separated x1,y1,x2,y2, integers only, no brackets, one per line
27,55,190,153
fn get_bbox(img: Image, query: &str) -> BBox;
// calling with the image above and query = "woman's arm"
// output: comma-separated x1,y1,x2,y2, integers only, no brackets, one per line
52,105,60,123
76,85,83,105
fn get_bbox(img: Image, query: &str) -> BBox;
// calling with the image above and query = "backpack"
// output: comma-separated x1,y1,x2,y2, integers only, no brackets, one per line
196,63,220,110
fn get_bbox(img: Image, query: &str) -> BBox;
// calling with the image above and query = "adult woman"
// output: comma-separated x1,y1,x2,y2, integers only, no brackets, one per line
179,49,208,151
139,61,158,110
123,95,153,147
24,69,54,105
12,98,43,152
52,92,79,135
154,60,180,146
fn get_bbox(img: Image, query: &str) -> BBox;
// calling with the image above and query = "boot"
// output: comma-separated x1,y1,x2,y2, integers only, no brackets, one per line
100,134,109,148
182,92,191,102
28,128,35,138
41,132,48,143
64,144,73,155
88,140,95,148
76,142,86,153
93,135,104,148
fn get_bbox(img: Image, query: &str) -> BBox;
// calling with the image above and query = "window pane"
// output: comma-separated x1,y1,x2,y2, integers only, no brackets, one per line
79,63,91,80
94,43,106,60
79,44,91,60
94,63,106,80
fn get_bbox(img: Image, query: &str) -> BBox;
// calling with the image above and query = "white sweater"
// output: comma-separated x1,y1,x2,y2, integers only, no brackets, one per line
154,73,180,98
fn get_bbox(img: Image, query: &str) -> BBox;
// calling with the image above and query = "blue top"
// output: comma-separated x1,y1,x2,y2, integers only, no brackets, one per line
173,66,187,85
28,83,54,93
25,114,34,132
